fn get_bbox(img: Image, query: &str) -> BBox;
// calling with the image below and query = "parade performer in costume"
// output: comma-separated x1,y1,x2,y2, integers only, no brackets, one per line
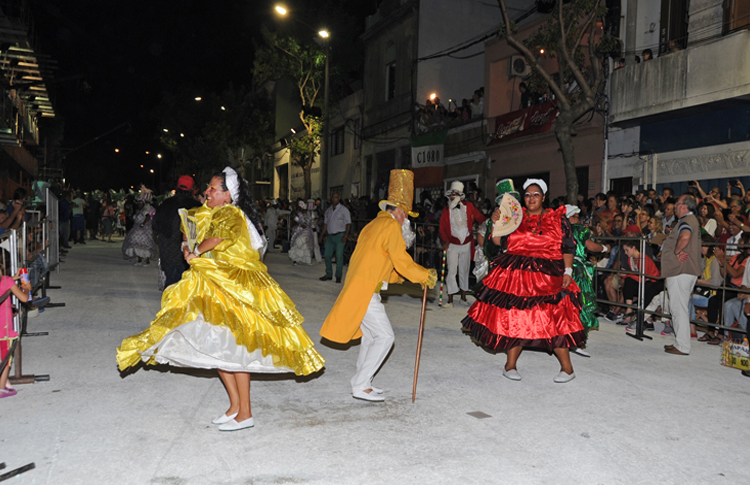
439,181,486,307
461,179,585,383
117,167,325,431
565,204,610,355
320,170,437,402
288,199,317,266
122,186,159,266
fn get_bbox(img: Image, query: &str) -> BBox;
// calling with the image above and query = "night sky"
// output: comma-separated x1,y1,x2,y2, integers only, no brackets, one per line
33,0,358,192
30,0,269,191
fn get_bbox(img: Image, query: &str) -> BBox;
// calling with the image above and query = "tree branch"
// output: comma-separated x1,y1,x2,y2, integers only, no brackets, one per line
572,8,598,55
497,0,568,110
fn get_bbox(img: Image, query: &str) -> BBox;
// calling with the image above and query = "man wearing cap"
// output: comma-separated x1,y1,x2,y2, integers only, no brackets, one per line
153,176,201,288
320,170,437,402
319,192,351,283
439,181,486,307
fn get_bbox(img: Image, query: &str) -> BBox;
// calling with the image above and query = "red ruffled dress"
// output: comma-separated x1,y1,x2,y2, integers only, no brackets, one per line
462,206,586,351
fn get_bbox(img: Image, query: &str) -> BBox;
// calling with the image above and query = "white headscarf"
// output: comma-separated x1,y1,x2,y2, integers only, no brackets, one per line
221,167,267,257
222,167,240,203
523,178,548,194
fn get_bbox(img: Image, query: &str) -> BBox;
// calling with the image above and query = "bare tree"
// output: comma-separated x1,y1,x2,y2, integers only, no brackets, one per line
497,0,617,203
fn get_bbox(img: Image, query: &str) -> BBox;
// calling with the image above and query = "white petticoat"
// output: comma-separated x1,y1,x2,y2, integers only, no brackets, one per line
140,313,293,373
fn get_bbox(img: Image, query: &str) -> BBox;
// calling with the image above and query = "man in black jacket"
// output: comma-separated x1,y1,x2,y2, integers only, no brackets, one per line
153,176,201,288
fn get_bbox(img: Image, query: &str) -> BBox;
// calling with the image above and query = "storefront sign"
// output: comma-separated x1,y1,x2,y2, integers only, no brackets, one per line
488,102,558,145
412,144,444,168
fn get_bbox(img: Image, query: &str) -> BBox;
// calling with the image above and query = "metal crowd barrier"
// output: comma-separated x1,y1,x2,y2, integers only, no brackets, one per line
592,235,750,342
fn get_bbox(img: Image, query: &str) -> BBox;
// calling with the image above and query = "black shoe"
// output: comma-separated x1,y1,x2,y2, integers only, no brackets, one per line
742,370,750,378
319,275,332,281
336,277,342,283
644,321,655,331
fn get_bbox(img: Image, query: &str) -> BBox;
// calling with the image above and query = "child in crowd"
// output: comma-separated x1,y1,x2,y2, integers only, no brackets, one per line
0,272,32,398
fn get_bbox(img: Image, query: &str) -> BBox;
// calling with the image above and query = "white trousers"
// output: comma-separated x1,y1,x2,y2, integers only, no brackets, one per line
446,243,472,295
665,274,697,354
351,293,395,393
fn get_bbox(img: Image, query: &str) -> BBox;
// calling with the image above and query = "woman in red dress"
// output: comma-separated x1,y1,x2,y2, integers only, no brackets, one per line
461,179,585,383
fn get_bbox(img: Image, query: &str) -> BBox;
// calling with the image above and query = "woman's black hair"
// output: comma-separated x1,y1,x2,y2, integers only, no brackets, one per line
701,233,716,258
213,170,263,232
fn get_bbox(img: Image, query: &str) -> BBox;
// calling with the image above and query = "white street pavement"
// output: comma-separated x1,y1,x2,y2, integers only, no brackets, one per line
3,240,748,484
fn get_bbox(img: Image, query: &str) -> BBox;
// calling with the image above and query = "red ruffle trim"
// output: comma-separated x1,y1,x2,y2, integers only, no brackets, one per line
462,314,587,352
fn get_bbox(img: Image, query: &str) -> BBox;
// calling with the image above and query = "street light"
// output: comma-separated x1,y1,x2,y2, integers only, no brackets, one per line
274,4,331,200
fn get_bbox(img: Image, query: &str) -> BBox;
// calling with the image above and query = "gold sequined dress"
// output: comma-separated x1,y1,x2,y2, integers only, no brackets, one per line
116,204,325,375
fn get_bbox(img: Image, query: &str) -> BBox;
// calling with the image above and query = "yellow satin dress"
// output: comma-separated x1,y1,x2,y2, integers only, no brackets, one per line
116,203,325,376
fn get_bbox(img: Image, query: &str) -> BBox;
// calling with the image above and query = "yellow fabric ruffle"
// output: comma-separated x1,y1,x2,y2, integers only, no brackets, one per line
117,204,325,376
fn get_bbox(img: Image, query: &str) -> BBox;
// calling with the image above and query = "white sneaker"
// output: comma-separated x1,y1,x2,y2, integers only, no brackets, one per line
211,412,238,425
502,368,522,381
553,371,576,383
218,417,255,431
442,302,453,308
572,348,590,357
353,390,385,402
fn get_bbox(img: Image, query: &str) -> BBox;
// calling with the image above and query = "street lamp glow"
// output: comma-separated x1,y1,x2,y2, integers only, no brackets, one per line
163,128,168,132
150,169,154,173
221,106,226,110
157,154,162,159
195,97,202,101
274,5,287,15
540,48,545,54
318,30,329,39
180,133,185,137
429,93,437,100
140,165,144,168
290,128,296,134
145,151,150,155
114,148,120,153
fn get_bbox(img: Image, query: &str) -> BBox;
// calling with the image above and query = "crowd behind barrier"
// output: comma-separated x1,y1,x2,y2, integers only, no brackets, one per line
591,234,750,342
0,191,61,391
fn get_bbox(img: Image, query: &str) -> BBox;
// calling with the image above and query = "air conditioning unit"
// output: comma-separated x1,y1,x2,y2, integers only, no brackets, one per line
509,55,531,78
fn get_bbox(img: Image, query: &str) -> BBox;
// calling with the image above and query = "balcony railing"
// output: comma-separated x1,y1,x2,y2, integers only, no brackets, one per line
610,30,750,125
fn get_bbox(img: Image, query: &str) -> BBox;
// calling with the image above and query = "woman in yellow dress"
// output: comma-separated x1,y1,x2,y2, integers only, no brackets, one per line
117,167,325,431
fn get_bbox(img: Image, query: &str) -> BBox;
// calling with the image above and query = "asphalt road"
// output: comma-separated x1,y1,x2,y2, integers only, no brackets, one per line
2,240,747,484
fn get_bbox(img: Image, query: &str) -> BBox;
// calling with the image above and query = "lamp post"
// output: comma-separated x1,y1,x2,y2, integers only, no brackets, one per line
275,5,330,200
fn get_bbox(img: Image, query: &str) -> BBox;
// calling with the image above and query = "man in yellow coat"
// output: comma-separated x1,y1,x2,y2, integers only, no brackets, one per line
320,170,437,402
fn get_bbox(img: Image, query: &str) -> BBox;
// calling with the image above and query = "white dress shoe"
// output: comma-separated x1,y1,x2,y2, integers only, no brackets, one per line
211,412,238,425
502,368,521,381
553,371,576,383
353,390,385,402
219,417,255,431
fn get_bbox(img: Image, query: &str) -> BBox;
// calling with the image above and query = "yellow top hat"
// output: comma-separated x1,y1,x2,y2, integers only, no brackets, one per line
379,169,419,218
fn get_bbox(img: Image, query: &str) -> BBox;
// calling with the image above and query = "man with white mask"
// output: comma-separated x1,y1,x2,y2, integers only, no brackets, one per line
320,170,436,402
439,181,486,307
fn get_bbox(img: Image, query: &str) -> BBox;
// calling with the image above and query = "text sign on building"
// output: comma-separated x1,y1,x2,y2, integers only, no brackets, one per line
412,144,444,168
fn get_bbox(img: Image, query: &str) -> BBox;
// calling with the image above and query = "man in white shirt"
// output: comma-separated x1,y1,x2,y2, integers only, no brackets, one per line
724,221,743,257
319,192,351,283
